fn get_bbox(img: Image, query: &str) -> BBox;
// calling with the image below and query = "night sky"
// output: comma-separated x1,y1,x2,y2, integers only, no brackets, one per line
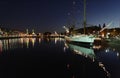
0,0,120,33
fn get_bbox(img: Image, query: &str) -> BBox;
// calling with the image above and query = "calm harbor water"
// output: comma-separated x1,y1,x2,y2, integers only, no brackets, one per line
0,38,120,78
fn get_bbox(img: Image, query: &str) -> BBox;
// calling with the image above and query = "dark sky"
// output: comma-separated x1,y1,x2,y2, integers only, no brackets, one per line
0,0,120,33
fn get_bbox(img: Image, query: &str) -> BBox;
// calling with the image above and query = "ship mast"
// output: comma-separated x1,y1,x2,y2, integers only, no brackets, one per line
83,0,86,34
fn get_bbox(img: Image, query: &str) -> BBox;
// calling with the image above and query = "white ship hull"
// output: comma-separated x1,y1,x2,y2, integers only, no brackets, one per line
65,34,96,45
65,34,102,46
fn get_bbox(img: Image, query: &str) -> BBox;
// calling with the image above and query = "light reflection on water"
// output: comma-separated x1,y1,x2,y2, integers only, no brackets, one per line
0,38,64,52
0,38,120,78
94,44,120,78
64,42,95,60
64,41,120,78
0,38,22,52
64,42,111,78
0,38,37,52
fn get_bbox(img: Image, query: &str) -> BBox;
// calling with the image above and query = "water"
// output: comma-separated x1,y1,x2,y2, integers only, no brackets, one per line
0,38,120,78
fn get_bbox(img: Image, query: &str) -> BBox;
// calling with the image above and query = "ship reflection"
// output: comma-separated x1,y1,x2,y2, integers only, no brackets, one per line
65,42,95,61
64,42,111,78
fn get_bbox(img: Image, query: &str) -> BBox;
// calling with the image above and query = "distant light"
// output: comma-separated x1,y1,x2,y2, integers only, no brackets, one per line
113,48,115,51
107,32,110,35
105,49,109,53
67,64,70,69
73,1,76,5
117,53,119,57
68,12,71,15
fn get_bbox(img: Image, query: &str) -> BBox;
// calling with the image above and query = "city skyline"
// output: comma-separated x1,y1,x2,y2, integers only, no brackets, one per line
0,0,120,33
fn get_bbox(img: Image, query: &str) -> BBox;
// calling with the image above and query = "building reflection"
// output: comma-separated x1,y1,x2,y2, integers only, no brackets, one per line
30,38,36,47
54,38,64,44
0,37,64,52
0,40,2,52
23,38,29,48
38,38,41,43
2,39,21,51
0,38,38,51
43,37,64,44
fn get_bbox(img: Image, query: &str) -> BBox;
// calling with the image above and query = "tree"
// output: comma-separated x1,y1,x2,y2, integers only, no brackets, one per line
103,23,106,28
98,24,101,29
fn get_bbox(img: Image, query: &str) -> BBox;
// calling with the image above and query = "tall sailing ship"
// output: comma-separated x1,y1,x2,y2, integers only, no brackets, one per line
64,0,101,46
